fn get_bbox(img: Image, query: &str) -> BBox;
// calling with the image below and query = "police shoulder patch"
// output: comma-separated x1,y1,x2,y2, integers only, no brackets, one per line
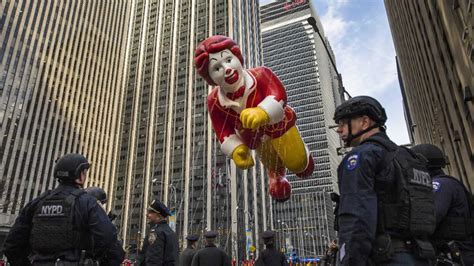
148,232,157,245
432,181,441,192
345,153,359,171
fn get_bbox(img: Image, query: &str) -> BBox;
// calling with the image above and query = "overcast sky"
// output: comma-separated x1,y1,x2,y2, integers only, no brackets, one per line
259,0,411,145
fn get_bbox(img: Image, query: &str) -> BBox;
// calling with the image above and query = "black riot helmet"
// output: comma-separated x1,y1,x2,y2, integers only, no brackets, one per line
411,144,447,169
86,187,107,204
334,96,387,125
334,96,387,146
54,153,90,181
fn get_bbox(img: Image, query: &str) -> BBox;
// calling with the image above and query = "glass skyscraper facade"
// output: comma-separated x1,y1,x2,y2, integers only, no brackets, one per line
0,1,130,243
113,0,267,261
261,0,343,258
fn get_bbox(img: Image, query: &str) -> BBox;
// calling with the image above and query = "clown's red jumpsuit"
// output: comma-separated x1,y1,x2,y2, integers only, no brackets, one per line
207,67,314,200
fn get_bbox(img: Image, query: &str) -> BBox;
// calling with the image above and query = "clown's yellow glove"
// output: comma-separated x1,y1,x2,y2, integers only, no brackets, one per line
232,144,255,169
240,107,270,130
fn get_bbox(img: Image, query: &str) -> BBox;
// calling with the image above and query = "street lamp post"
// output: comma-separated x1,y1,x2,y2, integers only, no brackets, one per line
307,17,351,100
152,178,177,210
152,179,178,234
305,232,316,258
278,220,292,258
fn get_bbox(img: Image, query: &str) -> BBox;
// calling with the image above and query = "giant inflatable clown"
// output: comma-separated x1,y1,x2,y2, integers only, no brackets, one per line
195,35,314,202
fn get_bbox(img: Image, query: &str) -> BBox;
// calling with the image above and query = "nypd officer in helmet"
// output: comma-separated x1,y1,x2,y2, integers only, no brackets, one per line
138,198,178,265
412,144,474,265
86,186,118,222
334,96,436,265
85,186,108,205
3,153,125,265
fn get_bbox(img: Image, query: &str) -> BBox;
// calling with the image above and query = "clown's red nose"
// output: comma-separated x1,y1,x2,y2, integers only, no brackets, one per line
225,68,232,75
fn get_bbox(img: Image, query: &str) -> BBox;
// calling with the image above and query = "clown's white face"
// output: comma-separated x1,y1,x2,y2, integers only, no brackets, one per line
208,49,245,93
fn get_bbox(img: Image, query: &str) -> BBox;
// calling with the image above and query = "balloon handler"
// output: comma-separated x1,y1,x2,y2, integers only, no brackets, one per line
194,35,314,202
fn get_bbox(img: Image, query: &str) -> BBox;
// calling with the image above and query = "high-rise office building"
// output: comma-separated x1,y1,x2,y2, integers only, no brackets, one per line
113,0,266,261
260,0,342,258
385,1,473,189
0,1,131,243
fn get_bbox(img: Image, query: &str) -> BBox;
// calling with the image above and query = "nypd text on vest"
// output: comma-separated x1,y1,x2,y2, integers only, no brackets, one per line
39,204,65,216
410,169,431,188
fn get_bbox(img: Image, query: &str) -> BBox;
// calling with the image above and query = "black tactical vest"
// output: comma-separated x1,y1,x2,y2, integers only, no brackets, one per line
433,175,474,241
368,136,436,238
30,189,85,256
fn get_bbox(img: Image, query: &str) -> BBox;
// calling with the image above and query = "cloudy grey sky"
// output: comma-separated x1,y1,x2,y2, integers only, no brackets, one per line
259,0,410,145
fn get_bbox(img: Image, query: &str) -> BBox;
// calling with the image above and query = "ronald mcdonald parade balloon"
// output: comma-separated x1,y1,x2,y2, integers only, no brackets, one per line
194,35,314,202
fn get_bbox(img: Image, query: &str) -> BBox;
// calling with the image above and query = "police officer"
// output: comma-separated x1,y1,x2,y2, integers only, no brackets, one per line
334,96,436,265
85,186,118,222
179,234,199,266
412,144,474,265
254,230,288,266
139,198,178,265
85,186,107,204
84,185,122,265
3,153,125,265
191,231,231,266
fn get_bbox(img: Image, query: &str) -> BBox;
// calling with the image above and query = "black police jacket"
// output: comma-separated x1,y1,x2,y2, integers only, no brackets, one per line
432,173,474,254
432,173,472,233
254,246,289,266
337,132,436,265
337,133,389,265
3,184,125,265
140,220,179,265
191,243,231,266
179,247,197,266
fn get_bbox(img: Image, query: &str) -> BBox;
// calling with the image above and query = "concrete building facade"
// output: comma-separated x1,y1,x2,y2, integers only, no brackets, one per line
385,0,474,190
